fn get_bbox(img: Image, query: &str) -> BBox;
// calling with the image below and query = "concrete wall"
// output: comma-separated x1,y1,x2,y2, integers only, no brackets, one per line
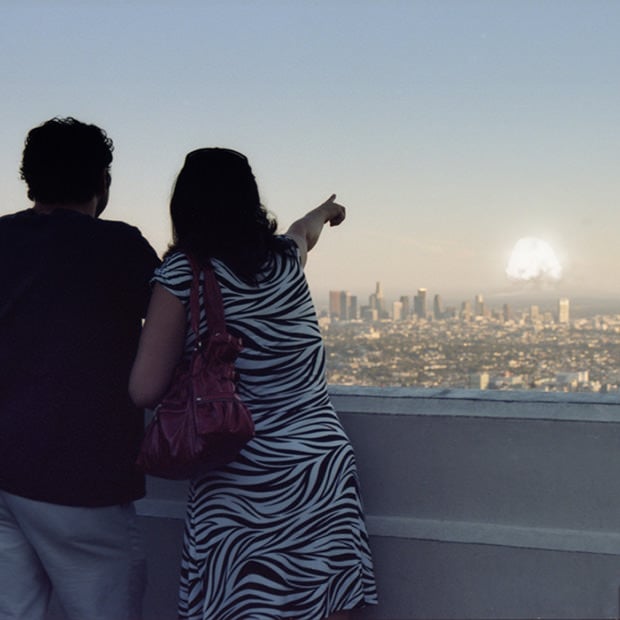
334,387,620,619
49,388,620,619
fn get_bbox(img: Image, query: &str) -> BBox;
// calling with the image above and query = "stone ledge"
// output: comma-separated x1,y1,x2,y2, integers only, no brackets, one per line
136,498,620,558
330,386,620,422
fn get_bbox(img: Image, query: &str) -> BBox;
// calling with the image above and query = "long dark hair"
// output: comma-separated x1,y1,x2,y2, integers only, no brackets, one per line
167,148,291,283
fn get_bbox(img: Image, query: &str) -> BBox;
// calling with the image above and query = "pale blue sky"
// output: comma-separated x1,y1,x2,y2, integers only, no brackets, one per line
1,1,619,306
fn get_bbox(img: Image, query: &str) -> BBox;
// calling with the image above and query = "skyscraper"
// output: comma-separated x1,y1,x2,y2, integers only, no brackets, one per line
369,293,377,311
558,297,570,324
414,288,427,319
375,282,385,318
433,294,443,320
348,294,358,320
329,291,341,319
502,303,512,322
399,295,411,320
474,294,484,317
392,300,403,321
460,300,472,321
329,290,350,320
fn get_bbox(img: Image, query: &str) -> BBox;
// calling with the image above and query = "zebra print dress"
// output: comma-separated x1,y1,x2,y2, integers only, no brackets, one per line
153,243,377,620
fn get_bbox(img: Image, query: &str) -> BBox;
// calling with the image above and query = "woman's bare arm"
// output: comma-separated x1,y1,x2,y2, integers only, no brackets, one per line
285,194,346,267
129,283,187,408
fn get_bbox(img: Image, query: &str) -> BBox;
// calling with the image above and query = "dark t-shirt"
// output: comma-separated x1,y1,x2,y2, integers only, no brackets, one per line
0,208,160,506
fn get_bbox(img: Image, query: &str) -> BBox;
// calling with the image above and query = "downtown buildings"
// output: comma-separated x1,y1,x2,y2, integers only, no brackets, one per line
323,283,614,393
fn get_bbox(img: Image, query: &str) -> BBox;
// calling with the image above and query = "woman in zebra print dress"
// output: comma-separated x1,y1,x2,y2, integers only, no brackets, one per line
130,148,377,619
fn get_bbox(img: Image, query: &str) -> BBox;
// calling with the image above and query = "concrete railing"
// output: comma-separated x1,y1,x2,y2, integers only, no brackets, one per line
330,386,620,620
50,387,620,619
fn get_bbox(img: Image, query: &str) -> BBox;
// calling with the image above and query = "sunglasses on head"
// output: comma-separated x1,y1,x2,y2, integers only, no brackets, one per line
185,148,248,164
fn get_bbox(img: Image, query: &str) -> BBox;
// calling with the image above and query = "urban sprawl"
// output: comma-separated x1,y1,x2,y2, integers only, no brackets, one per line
319,284,620,393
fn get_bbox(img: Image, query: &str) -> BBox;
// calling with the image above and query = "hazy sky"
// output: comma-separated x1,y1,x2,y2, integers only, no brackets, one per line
1,1,619,307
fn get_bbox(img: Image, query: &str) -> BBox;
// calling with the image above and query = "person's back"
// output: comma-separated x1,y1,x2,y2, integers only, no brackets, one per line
0,208,157,505
0,117,160,620
130,148,377,620
156,246,330,416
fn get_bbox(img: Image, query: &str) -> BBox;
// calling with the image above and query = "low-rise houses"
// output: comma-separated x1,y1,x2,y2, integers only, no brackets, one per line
321,309,620,392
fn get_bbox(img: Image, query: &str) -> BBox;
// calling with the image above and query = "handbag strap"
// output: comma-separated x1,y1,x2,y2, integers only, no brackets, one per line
187,255,227,341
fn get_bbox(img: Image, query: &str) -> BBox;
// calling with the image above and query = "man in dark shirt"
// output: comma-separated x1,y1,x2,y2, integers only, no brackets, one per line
0,118,160,619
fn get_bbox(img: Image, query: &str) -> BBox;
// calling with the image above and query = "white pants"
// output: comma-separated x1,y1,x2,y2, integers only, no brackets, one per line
0,490,146,620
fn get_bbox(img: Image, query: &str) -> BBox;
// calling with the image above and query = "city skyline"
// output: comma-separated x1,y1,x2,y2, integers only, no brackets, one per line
321,289,620,393
326,281,576,321
1,2,620,299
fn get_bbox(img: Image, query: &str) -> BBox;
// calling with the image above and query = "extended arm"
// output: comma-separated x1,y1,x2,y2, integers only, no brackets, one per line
285,194,346,267
129,283,187,408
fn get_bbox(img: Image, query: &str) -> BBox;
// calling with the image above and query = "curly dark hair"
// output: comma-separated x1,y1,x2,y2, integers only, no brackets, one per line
168,148,292,283
20,117,113,203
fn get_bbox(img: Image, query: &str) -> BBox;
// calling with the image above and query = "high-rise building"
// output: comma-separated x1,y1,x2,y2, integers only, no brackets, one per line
374,282,385,317
369,293,377,310
530,305,540,321
329,290,350,320
329,291,342,319
460,300,472,321
392,300,403,321
399,295,411,320
343,292,352,320
558,297,570,324
360,306,378,322
474,294,484,317
502,303,512,322
414,288,427,319
433,294,443,320
348,294,358,320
